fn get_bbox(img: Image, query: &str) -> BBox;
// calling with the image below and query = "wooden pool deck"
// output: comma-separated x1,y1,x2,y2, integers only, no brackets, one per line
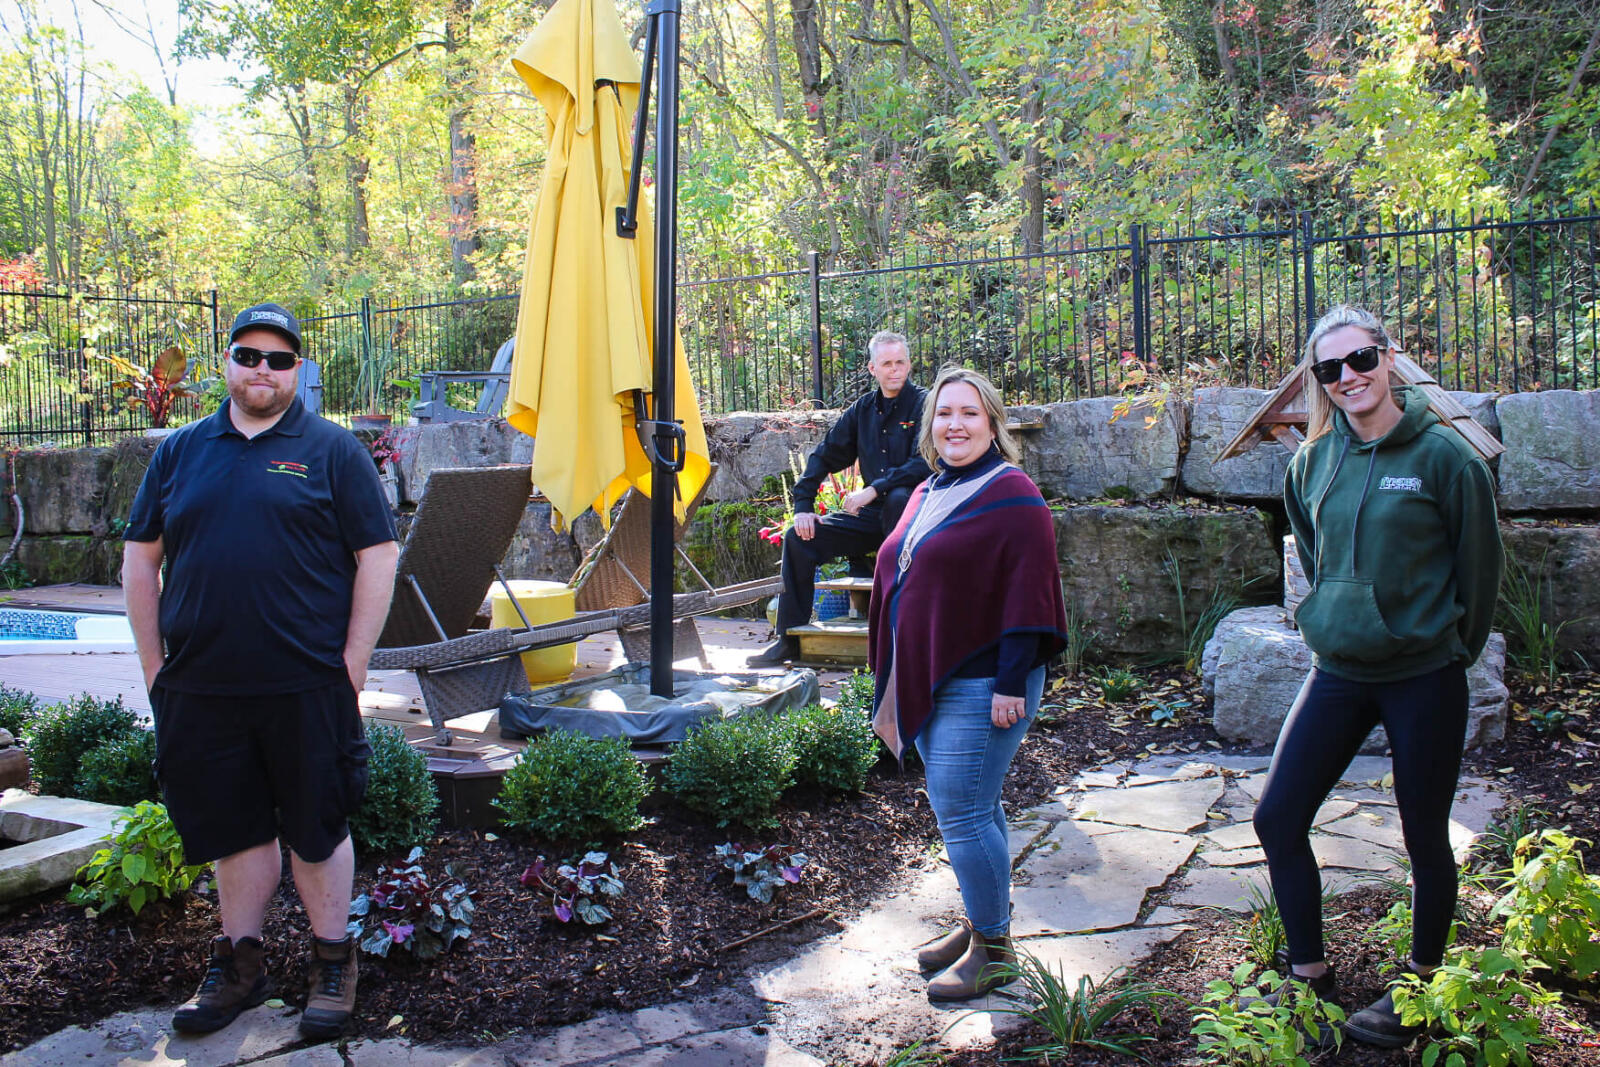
2,585,847,825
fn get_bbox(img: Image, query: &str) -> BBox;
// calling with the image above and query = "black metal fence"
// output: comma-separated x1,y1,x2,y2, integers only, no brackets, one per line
3,206,1596,445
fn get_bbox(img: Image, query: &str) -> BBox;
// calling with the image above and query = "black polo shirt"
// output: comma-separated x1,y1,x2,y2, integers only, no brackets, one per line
124,398,397,695
791,384,929,513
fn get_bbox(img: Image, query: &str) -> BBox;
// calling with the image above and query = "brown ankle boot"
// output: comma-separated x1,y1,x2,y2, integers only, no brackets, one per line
171,935,272,1034
926,929,1016,1002
916,922,971,972
300,935,359,1039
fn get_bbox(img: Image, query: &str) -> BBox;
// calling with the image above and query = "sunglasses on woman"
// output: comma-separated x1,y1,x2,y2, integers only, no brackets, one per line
1311,344,1383,385
230,344,299,372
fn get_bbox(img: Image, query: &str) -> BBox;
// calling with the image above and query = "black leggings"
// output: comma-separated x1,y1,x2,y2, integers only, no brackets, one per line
1253,662,1468,969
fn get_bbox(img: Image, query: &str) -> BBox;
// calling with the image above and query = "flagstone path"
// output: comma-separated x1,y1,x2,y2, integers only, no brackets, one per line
6,753,1502,1067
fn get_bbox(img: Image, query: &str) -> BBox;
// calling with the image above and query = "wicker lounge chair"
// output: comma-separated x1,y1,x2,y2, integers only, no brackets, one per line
369,465,779,744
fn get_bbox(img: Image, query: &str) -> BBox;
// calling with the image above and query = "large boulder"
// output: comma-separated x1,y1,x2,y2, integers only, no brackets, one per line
10,448,114,534
1205,605,1508,752
702,411,830,503
1500,521,1600,667
1449,392,1501,441
14,535,121,585
1180,387,1295,501
1497,390,1600,512
1053,503,1280,661
1013,398,1181,500
387,420,533,506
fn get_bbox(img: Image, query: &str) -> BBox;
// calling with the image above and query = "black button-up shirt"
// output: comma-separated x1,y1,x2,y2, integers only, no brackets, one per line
791,384,929,513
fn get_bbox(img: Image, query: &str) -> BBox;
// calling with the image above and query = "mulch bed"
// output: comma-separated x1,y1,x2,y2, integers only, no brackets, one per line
1,666,1597,1064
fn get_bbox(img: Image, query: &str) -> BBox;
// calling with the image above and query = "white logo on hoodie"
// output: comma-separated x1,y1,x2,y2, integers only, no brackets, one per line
1379,476,1422,492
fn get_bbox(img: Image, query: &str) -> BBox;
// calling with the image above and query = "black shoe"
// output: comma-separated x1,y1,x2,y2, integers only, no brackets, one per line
1344,988,1423,1048
1237,965,1340,1049
746,637,798,667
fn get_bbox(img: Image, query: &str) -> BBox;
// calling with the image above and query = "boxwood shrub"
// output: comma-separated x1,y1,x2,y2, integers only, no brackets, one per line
22,694,142,796
784,703,880,796
73,729,160,807
349,723,440,856
494,729,651,845
664,713,796,830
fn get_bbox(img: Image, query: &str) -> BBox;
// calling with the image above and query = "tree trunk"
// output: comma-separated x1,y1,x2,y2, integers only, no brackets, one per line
343,83,371,253
446,0,480,283
1019,0,1044,254
789,0,827,135
1211,0,1242,112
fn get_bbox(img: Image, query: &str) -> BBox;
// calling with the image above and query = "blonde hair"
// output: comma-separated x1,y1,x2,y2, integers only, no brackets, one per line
918,365,1020,467
1301,304,1399,443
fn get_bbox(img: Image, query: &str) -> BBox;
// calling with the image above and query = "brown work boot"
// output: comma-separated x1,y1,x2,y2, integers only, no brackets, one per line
926,929,1017,1002
171,935,272,1034
916,921,971,972
300,935,359,1039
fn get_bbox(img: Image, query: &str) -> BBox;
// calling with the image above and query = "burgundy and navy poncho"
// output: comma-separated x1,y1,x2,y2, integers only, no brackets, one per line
868,461,1069,758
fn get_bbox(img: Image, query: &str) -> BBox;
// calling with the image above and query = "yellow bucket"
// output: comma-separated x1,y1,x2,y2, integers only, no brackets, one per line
489,580,577,685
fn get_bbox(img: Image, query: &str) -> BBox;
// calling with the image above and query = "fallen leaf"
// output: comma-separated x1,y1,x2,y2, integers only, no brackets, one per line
484,833,500,842
1497,767,1515,774
265,998,285,1009
387,1015,404,1029
1569,782,1592,795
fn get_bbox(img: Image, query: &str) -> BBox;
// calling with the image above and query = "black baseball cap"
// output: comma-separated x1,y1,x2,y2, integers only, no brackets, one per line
229,302,302,353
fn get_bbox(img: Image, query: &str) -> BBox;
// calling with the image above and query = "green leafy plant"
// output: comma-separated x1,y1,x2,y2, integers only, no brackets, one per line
1491,829,1600,979
1496,551,1571,686
348,846,475,959
877,1039,945,1067
664,713,796,830
1390,947,1559,1067
715,842,808,903
1165,549,1248,673
349,723,440,856
493,729,651,845
1146,698,1190,726
0,683,40,738
1093,666,1142,703
520,851,624,924
833,669,875,718
67,801,206,916
985,954,1177,1060
1526,706,1569,735
22,693,141,796
783,703,879,795
0,557,31,590
1474,802,1553,873
1191,963,1345,1066
72,729,159,807
1061,604,1097,678
1235,882,1286,970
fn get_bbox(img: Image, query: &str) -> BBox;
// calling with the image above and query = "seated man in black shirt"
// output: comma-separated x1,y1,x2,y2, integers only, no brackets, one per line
749,331,930,666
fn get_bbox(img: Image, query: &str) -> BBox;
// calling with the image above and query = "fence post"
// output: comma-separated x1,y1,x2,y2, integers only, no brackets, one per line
1129,223,1148,365
808,251,824,405
209,289,220,356
1300,212,1317,333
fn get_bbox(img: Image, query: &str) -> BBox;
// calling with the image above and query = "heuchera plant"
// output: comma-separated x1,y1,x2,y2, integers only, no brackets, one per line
715,842,808,903
348,847,475,959
520,851,624,925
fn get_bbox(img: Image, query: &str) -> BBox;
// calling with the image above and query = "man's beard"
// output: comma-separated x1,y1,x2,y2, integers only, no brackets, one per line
229,377,295,419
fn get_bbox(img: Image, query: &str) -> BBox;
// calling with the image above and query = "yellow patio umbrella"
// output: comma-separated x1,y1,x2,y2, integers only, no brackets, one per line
506,0,710,529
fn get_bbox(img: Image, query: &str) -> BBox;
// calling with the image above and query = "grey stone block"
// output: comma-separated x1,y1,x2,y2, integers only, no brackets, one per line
1054,504,1280,661
1181,387,1293,500
1204,606,1508,751
389,420,534,506
1500,521,1600,667
12,447,113,534
1013,397,1181,500
702,411,830,503
1497,390,1600,512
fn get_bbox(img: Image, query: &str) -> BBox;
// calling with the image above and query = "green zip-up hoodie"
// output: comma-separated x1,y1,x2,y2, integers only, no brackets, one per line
1285,385,1503,683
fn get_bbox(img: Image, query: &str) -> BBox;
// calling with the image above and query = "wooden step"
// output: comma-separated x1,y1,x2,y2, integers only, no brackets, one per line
814,576,873,593
790,617,869,667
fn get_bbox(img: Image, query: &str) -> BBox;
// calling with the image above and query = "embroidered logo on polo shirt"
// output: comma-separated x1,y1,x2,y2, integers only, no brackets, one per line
1379,475,1422,492
899,420,916,430
267,460,308,479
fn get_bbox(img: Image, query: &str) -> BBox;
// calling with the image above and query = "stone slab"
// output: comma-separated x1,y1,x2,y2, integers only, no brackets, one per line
0,792,126,908
1012,822,1195,936
1164,864,1273,912
1069,777,1225,834
2,1004,302,1067
1497,390,1600,511
1200,846,1267,868
1311,832,1405,873
1180,387,1294,500
1123,758,1223,786
1019,926,1187,986
702,412,830,503
1318,809,1406,851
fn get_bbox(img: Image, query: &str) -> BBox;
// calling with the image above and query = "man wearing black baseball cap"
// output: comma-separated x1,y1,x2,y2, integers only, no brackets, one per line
123,298,398,1041
228,301,303,353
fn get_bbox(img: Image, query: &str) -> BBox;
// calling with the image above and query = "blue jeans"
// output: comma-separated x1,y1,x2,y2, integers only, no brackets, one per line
914,666,1046,937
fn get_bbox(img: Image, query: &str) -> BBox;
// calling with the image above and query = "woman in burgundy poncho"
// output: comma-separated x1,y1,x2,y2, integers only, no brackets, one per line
870,366,1069,1002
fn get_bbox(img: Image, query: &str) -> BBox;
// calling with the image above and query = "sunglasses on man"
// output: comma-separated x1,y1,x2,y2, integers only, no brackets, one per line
230,344,300,372
1311,344,1384,385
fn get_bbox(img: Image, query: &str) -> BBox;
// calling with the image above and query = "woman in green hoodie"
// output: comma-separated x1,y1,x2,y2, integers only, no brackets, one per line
1253,305,1502,1048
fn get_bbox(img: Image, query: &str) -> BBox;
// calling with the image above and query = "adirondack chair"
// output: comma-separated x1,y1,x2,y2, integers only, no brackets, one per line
411,338,514,423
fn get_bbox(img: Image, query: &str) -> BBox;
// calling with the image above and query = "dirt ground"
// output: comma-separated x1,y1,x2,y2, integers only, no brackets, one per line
1,666,1597,1064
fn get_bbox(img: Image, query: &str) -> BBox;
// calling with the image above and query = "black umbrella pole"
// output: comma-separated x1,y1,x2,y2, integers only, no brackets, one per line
648,0,682,698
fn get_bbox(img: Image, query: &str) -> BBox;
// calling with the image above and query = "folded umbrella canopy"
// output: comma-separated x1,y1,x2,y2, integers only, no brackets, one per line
507,0,710,529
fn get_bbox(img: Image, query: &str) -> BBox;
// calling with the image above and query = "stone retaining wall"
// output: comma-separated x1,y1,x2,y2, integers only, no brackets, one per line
6,386,1600,661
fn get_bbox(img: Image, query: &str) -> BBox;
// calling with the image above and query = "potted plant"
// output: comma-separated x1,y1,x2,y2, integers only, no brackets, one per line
89,345,203,433
351,344,398,430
